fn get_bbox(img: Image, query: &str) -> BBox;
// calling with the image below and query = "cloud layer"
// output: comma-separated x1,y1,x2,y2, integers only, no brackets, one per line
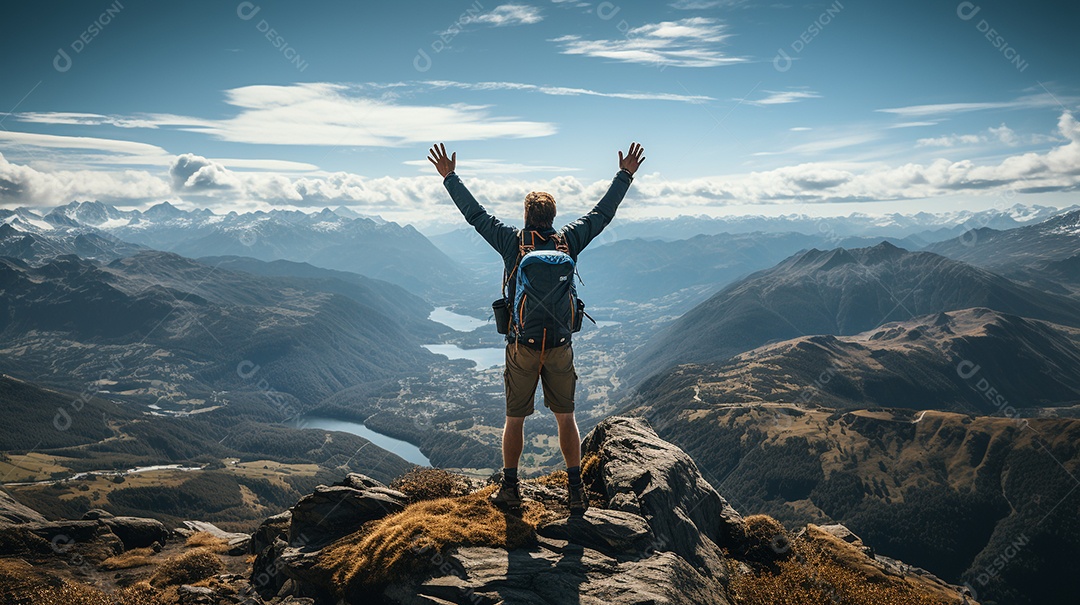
551,17,746,68
3,113,1078,217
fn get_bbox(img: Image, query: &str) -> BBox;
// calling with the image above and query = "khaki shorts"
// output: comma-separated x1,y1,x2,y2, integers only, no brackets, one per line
504,343,576,417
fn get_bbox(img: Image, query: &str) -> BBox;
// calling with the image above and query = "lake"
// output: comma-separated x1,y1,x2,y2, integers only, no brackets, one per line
289,416,431,467
423,343,504,370
429,306,489,332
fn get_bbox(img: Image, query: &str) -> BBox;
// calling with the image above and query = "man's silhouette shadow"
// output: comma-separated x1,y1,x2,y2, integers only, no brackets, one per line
492,508,586,604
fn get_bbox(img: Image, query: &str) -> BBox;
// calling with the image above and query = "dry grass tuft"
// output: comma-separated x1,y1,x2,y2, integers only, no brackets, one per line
532,469,567,486
317,486,543,592
184,531,230,553
100,546,159,570
0,558,160,605
738,514,793,565
148,547,224,588
731,520,945,605
391,467,471,502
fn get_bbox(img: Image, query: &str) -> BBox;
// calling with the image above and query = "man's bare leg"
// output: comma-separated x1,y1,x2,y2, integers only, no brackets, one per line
554,412,581,469
502,415,525,469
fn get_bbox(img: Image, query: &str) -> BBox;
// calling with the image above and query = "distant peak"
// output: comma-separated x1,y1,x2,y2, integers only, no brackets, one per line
853,240,908,265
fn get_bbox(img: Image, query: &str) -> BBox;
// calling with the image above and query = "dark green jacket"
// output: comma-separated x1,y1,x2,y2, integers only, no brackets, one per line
443,169,633,276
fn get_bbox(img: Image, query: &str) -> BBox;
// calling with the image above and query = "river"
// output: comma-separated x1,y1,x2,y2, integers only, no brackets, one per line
425,306,504,370
289,416,431,467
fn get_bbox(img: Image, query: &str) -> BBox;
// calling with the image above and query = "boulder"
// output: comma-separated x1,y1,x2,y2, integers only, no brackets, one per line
0,488,45,525
181,520,249,542
581,416,745,576
176,584,215,604
102,516,170,550
18,520,124,562
385,544,732,605
537,509,656,559
288,485,407,548
81,508,115,520
334,473,386,491
252,510,291,555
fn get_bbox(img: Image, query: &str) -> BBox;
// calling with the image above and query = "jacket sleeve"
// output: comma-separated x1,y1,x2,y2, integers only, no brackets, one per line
562,169,633,255
443,172,517,256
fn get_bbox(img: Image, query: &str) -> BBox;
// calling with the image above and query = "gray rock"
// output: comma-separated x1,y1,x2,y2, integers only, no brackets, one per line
537,509,656,559
182,520,250,542
102,516,169,550
228,534,253,556
581,416,745,577
288,485,406,548
252,510,292,556
814,523,873,556
0,488,45,525
386,544,731,605
334,472,386,491
177,584,215,604
82,508,115,520
14,520,125,561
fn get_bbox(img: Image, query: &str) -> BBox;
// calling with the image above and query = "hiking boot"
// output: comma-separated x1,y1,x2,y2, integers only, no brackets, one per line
489,480,522,510
568,482,589,514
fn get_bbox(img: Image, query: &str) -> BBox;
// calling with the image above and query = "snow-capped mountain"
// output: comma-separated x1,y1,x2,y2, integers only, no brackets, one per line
35,201,468,298
1,206,149,265
585,203,1079,243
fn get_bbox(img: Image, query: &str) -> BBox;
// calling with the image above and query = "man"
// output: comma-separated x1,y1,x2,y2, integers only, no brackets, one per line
428,142,645,514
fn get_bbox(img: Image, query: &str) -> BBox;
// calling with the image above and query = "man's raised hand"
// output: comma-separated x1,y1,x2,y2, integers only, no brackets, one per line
428,143,456,178
618,142,645,175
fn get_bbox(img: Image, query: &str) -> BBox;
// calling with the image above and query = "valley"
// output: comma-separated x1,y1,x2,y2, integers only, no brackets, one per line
2,201,1078,604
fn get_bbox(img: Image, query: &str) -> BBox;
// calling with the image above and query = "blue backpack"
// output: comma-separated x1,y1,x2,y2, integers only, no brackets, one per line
502,231,588,349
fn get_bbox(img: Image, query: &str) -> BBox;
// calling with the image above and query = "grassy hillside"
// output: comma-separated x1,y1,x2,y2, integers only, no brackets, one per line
622,399,1079,605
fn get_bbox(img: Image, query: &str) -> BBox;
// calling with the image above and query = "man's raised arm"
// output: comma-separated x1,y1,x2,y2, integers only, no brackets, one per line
562,142,645,255
428,143,516,255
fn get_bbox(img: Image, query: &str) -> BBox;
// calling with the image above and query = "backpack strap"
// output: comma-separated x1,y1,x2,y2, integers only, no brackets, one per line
501,230,551,300
551,232,569,254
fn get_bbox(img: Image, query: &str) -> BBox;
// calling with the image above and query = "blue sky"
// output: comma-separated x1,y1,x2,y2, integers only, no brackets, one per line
1,0,1078,227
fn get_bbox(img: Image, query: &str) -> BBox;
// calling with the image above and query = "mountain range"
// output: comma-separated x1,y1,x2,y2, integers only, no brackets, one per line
631,307,1080,412
5,201,467,299
621,242,1080,388
0,251,438,409
928,209,1080,296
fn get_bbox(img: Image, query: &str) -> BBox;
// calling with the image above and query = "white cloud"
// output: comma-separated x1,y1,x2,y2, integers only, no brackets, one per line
170,154,243,192
886,121,939,129
0,130,168,156
790,127,812,132
916,123,1059,148
551,17,746,68
15,112,163,129
877,93,1073,118
745,90,820,106
463,4,543,27
754,132,881,156
670,0,743,8
4,114,1078,217
0,152,171,205
422,80,714,103
16,83,556,148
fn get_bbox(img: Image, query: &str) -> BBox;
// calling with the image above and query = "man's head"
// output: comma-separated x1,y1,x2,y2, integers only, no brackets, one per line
524,191,556,229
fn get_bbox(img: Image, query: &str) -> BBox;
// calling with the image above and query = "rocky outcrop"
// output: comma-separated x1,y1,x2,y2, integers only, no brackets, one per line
103,516,170,550
251,473,409,601
581,416,746,578
288,481,408,549
0,487,46,525
0,519,125,562
0,416,976,605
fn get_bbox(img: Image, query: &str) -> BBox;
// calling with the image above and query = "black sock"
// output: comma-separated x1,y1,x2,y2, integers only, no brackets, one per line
503,467,518,485
567,465,582,487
